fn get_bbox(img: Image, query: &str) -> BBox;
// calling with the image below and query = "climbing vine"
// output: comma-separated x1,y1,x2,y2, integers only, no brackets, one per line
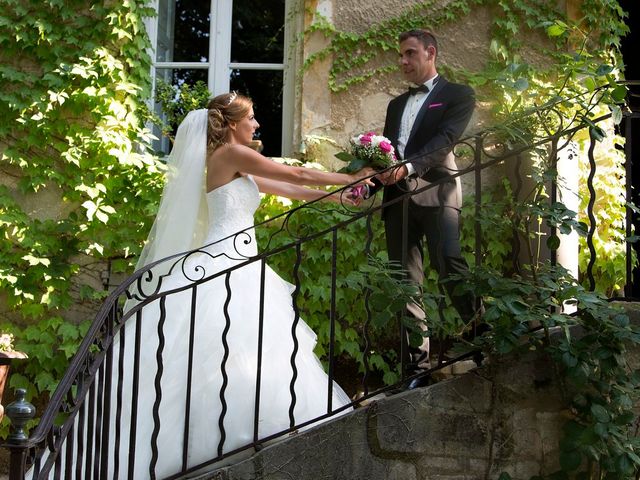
0,0,162,399
0,0,636,476
303,0,638,478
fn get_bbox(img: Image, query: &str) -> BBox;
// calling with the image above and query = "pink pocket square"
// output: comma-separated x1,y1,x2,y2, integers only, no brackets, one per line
428,103,444,109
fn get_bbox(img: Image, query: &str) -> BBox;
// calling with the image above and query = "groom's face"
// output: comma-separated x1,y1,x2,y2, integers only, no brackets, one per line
399,37,436,85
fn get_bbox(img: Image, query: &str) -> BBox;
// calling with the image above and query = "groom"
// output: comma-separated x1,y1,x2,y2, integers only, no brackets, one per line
373,29,478,382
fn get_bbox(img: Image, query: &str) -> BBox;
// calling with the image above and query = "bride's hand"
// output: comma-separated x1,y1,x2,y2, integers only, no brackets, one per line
324,191,361,206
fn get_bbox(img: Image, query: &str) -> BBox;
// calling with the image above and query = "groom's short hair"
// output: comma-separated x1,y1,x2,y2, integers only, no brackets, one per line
399,29,438,56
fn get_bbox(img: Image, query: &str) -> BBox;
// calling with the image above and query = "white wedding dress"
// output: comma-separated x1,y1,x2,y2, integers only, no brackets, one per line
29,174,351,480
107,174,352,478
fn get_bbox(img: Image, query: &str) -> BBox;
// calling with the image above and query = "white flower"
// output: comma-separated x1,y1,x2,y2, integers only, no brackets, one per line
0,333,14,352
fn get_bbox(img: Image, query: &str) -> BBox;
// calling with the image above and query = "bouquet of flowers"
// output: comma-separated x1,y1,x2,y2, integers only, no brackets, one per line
335,132,397,173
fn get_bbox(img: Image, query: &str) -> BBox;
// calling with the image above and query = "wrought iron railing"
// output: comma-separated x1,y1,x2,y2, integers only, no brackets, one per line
2,84,638,480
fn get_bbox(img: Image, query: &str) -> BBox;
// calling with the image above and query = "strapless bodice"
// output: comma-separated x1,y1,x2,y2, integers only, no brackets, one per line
204,175,260,257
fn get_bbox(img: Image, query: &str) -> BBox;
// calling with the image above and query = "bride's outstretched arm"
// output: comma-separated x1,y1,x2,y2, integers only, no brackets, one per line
227,145,374,187
253,176,357,205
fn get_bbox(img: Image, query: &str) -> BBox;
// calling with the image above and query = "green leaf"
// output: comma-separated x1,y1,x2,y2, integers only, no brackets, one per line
334,151,356,163
610,85,627,102
610,104,622,124
547,234,560,250
547,23,566,37
589,126,605,142
593,422,608,437
338,158,368,173
615,453,634,474
562,351,578,368
583,77,596,92
595,64,614,76
513,78,529,92
590,404,610,423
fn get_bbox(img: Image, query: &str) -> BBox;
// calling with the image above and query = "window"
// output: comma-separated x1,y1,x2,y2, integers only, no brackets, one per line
147,0,296,157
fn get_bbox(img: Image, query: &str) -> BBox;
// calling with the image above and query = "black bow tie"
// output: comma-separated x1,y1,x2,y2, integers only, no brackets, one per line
408,84,429,95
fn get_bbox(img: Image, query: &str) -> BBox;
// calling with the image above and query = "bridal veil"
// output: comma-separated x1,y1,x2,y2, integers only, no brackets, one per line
135,109,209,273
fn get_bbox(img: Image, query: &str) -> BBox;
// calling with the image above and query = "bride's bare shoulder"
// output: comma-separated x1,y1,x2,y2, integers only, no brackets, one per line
210,143,255,159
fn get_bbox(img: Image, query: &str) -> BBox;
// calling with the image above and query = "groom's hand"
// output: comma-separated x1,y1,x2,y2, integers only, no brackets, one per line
376,164,408,185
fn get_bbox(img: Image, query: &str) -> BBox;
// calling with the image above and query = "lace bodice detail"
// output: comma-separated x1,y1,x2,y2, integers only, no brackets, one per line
204,175,260,257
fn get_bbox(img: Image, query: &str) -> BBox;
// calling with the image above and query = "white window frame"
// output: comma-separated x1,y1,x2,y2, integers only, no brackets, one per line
144,0,298,155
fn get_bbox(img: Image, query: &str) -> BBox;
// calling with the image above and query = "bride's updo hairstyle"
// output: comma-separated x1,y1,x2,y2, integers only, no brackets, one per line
206,92,253,152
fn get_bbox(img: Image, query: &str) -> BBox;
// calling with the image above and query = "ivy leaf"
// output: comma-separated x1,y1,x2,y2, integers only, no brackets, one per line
514,78,529,92
615,454,634,474
626,450,640,466
589,126,605,142
547,21,567,37
611,85,627,103
610,105,622,125
583,77,596,92
562,351,578,368
21,254,51,266
595,64,614,76
590,404,610,423
613,411,636,426
334,151,356,163
547,234,560,250
593,422,608,438
337,157,368,173
82,200,97,220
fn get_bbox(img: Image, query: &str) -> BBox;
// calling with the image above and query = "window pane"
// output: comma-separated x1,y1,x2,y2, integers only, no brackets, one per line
231,69,283,157
157,0,210,63
231,0,285,64
153,68,211,155
156,68,209,89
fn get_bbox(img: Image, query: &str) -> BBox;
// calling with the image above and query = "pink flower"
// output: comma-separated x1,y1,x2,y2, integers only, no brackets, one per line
350,185,366,197
360,134,372,144
378,140,392,153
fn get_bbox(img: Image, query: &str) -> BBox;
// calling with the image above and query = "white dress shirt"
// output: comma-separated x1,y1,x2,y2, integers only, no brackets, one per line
398,74,439,176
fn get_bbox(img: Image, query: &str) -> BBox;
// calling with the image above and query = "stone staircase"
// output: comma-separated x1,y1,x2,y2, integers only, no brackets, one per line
190,350,567,480
196,302,640,480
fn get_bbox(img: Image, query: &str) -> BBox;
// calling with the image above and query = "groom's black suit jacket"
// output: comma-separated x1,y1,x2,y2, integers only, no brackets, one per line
379,77,477,359
381,77,475,212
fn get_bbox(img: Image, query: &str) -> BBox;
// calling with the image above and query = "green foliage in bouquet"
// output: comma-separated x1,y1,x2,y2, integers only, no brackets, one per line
335,132,397,173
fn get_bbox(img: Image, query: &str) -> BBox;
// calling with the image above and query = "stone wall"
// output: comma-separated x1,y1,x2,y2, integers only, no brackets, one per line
199,303,640,480
297,0,535,203
299,0,562,147
200,349,565,480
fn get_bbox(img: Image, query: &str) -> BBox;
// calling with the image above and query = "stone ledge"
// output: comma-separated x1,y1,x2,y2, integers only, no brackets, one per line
196,349,566,480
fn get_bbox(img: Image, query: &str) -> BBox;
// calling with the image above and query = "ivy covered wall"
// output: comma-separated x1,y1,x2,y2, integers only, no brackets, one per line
0,0,164,400
300,0,628,143
299,0,629,292
0,0,162,324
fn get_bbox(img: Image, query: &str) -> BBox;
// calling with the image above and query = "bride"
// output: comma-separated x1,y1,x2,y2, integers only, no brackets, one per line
104,92,372,479
27,92,372,480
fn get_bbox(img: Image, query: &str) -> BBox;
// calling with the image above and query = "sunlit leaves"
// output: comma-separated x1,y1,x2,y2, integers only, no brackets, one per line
81,199,116,223
0,0,161,318
546,19,568,37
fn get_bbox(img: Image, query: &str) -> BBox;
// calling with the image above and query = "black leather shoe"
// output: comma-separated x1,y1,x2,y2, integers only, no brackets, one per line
406,373,433,390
